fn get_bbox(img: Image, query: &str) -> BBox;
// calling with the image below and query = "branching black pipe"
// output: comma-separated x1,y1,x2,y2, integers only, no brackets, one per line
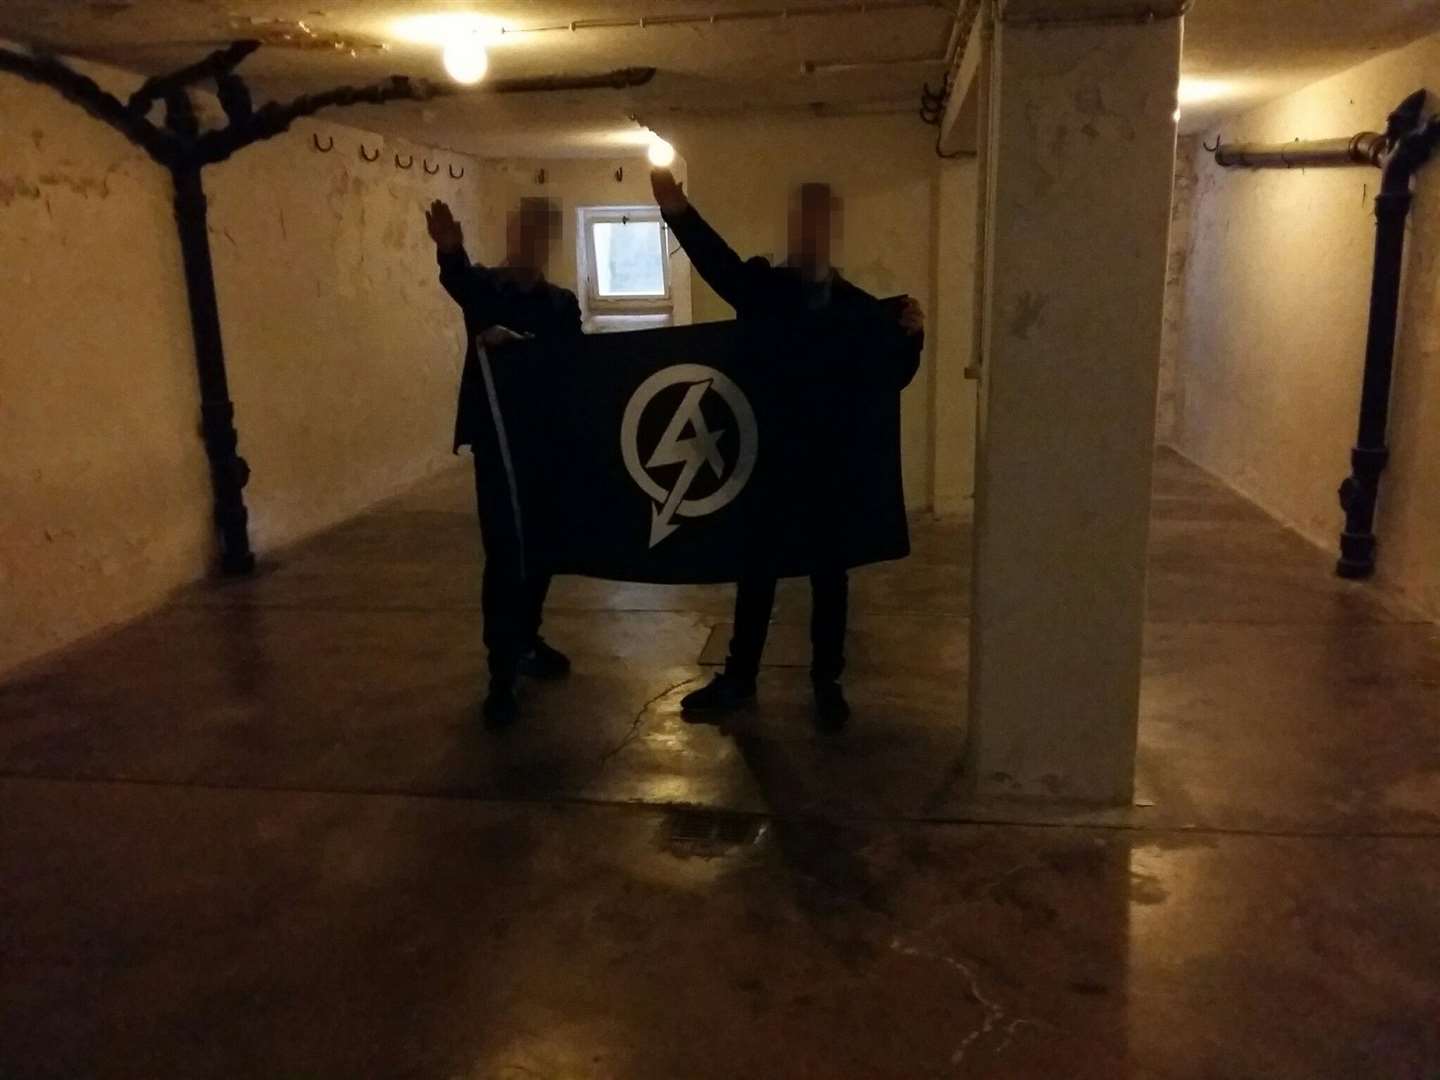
491,66,657,93
0,46,179,164
172,166,255,573
194,74,442,164
127,40,260,116
1,39,656,575
1337,90,1440,578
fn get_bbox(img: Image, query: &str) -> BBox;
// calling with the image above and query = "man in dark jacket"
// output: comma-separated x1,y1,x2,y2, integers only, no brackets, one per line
426,197,581,727
650,170,924,730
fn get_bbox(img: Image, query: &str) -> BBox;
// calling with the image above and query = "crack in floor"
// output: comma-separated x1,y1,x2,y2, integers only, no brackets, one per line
596,675,701,768
890,934,1053,1070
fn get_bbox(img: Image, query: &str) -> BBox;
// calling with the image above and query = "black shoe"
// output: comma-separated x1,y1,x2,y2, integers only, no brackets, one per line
813,681,851,732
519,638,571,679
482,680,520,728
681,673,757,714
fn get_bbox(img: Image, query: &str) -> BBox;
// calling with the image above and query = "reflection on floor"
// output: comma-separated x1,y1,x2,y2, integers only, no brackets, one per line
3,448,1438,1078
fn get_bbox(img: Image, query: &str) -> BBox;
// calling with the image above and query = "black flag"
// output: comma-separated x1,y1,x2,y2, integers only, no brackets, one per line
474,318,912,585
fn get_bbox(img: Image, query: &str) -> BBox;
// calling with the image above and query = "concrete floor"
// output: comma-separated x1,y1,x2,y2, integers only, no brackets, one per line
3,448,1439,1078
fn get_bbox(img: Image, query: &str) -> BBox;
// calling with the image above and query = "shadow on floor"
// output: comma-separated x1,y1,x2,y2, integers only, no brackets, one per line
3,448,1438,1078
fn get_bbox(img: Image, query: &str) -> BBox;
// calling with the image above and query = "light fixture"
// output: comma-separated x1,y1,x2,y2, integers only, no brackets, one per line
443,33,489,84
1177,77,1230,107
647,137,676,168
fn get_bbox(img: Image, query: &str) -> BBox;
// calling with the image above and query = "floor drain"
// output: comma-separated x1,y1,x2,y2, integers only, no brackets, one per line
660,809,765,856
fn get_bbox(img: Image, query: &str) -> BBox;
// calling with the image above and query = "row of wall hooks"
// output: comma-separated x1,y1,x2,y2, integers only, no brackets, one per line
312,131,464,177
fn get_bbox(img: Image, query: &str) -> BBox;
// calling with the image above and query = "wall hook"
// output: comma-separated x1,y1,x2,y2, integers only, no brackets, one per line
615,166,624,183
536,168,547,184
449,163,465,179
395,152,413,169
423,158,439,175
1203,133,1222,153
359,143,380,162
312,132,334,152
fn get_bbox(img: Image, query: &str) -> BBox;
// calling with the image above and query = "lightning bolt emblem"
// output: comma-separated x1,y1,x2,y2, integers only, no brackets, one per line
621,362,757,551
646,380,727,547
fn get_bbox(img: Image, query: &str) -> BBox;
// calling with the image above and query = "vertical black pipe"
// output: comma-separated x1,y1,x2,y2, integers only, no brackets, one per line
1336,92,1438,579
1336,176,1411,577
171,164,255,574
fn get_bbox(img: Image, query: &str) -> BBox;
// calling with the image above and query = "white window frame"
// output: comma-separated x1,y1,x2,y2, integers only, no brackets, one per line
578,205,673,316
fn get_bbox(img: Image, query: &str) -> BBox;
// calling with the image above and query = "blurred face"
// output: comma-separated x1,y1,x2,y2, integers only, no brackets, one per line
788,183,837,280
507,198,560,274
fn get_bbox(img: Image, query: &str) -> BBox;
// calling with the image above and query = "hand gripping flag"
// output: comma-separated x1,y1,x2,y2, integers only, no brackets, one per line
473,316,913,585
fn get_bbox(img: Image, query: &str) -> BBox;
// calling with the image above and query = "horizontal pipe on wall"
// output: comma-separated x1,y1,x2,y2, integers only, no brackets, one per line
995,0,1191,27
1214,132,1387,169
802,54,946,73
498,1,946,38
485,67,657,94
635,98,915,120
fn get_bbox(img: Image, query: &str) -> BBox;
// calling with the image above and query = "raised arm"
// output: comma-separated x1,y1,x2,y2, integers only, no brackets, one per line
425,198,493,314
650,167,763,314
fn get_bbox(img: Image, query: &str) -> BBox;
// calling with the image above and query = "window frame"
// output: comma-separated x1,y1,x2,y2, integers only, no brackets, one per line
578,205,673,315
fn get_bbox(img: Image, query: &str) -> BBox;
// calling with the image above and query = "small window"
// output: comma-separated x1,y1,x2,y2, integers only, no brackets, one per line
580,206,671,316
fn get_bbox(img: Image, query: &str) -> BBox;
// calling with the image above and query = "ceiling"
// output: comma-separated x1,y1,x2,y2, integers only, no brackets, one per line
0,1,958,156
1179,0,1440,133
1,1,1439,156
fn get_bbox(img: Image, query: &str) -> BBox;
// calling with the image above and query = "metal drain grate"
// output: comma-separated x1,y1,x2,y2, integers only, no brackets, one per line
660,808,765,856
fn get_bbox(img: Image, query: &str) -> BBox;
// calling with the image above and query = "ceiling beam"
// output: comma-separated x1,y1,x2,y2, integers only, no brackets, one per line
996,0,1191,26
937,7,984,155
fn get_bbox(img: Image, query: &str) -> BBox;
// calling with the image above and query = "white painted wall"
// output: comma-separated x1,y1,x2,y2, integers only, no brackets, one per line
0,57,482,675
1156,134,1198,446
654,112,961,510
1176,30,1440,620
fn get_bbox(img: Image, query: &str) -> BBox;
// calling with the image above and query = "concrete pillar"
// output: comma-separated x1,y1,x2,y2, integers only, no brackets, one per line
931,157,980,517
967,0,1182,803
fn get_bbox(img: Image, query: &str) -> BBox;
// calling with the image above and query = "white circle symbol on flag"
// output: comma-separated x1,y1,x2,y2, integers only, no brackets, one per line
620,364,758,548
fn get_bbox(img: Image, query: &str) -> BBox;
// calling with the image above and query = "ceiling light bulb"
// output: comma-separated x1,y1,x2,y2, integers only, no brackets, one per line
443,35,489,84
1177,77,1228,106
647,138,676,168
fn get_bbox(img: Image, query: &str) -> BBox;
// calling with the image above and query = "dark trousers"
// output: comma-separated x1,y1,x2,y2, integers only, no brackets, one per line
726,570,848,684
474,458,550,681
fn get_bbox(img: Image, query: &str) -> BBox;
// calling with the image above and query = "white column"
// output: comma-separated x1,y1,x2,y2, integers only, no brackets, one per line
932,157,980,517
967,0,1182,803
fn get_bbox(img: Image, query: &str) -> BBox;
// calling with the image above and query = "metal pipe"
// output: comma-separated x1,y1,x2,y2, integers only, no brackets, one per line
995,0,1192,27
0,44,180,165
941,0,982,67
1336,89,1440,578
127,40,259,115
637,97,914,119
8,42,608,578
802,54,945,74
1214,132,1387,170
497,0,946,37
486,67,657,94
171,165,255,575
802,0,975,77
